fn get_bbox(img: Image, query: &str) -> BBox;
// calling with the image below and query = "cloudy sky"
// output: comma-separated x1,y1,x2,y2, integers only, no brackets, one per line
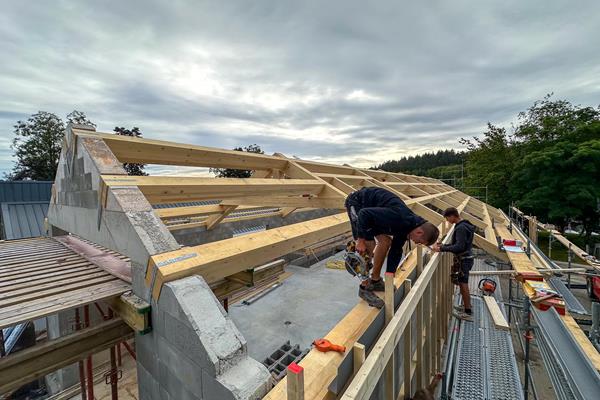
1,1,599,177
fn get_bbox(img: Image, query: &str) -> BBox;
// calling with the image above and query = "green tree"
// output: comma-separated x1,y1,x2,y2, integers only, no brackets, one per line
514,93,600,142
460,123,516,208
375,150,465,176
511,125,600,243
7,112,65,181
66,110,96,127
210,144,264,178
113,127,148,176
6,111,95,181
463,95,600,245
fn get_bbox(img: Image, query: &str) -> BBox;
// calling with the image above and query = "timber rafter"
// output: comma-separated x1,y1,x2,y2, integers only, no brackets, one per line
48,126,599,400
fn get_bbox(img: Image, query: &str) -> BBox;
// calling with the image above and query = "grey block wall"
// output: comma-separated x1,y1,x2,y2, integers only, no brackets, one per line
48,125,295,399
136,276,271,400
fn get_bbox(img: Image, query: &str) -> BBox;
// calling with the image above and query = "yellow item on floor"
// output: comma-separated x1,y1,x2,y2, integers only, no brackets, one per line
326,260,346,270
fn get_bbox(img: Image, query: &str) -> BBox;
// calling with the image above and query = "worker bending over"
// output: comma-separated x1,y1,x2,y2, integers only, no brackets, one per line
432,207,475,321
345,187,440,308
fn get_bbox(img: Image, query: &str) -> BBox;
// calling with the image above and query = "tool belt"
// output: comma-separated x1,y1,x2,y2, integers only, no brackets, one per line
450,252,474,284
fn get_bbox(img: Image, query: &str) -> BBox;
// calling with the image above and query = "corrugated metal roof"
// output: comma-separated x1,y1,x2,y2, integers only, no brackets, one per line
0,201,48,239
0,181,53,202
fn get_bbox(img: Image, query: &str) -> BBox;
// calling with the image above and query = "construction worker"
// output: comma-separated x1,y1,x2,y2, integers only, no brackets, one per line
432,207,475,321
345,187,440,308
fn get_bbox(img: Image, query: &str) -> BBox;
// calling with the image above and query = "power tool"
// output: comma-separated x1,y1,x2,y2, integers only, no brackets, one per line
343,240,373,280
478,278,497,295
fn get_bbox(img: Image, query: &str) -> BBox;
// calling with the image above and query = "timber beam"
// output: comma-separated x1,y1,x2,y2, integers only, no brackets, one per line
108,291,151,334
0,319,133,395
101,176,325,204
146,213,351,298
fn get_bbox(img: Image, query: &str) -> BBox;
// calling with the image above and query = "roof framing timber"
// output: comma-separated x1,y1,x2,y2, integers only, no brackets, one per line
44,125,599,399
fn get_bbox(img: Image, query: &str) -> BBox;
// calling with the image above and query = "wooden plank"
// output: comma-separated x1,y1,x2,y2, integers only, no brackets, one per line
149,213,351,298
0,261,91,280
528,216,538,244
483,296,510,331
287,363,305,400
221,196,345,210
402,280,413,399
415,297,424,389
429,197,487,230
385,273,395,324
560,313,600,370
328,177,356,195
0,251,77,269
0,318,133,394
0,280,129,330
205,205,237,230
0,261,96,282
416,245,423,275
0,275,120,307
494,225,540,275
74,129,289,171
384,272,396,400
166,209,283,231
404,191,457,206
108,291,151,334
470,268,586,276
0,265,98,289
481,205,497,242
364,179,412,201
0,270,114,299
280,207,297,218
155,204,261,219
353,343,366,377
101,175,325,204
473,234,509,263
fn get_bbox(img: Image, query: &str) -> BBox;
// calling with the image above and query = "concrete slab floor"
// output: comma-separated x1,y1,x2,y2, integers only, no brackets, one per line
228,251,360,362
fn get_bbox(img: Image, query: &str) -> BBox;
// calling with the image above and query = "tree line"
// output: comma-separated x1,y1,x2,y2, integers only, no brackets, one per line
377,95,600,245
374,150,465,177
5,110,147,180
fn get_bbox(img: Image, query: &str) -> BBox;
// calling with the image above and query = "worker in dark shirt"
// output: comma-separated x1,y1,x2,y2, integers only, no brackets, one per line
345,187,440,308
433,207,475,321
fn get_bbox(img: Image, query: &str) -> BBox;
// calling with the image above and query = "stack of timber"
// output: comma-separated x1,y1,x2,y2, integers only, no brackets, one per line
211,259,291,305
289,233,353,266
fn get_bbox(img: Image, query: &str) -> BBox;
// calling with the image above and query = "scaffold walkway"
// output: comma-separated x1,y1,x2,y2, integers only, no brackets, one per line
449,258,523,400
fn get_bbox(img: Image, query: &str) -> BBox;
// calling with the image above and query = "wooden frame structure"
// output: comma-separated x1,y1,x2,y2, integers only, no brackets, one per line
38,124,599,400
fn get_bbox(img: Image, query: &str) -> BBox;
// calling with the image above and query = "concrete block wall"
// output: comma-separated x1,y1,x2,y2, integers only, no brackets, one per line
136,275,271,400
48,125,334,399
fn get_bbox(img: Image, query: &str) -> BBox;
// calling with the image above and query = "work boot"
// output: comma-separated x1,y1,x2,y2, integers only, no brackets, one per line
363,278,385,292
359,286,384,309
452,310,473,321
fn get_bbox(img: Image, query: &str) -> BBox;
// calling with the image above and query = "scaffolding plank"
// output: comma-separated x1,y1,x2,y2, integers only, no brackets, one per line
483,296,510,331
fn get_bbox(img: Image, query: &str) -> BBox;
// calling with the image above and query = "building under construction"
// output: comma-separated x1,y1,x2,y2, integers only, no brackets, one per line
1,124,599,400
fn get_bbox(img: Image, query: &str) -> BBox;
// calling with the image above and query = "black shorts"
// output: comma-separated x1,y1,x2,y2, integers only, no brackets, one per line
457,258,474,284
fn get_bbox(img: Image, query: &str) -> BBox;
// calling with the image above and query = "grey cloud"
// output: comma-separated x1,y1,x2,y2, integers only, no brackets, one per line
1,1,600,177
